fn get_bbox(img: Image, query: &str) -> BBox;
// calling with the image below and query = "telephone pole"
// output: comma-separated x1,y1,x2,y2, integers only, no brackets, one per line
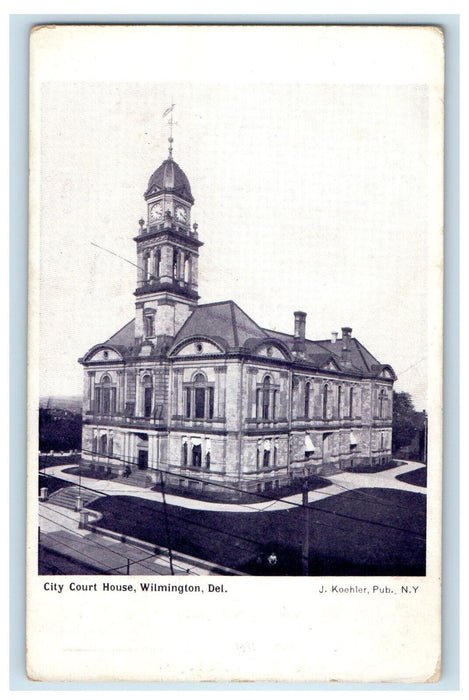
302,476,310,576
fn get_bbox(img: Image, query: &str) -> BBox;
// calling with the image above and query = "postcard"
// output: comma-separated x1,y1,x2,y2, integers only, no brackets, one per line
27,24,443,682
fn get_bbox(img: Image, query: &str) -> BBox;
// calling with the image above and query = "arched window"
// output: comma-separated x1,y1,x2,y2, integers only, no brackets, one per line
323,384,329,420
172,248,178,278
100,375,116,415
262,376,271,420
194,373,206,419
142,375,153,418
185,373,214,420
181,437,188,466
304,382,311,419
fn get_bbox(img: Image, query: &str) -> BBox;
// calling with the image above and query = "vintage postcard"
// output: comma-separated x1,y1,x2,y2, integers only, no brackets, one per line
27,25,444,682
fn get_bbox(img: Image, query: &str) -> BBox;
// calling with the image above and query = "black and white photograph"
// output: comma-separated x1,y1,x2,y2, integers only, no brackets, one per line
27,24,443,682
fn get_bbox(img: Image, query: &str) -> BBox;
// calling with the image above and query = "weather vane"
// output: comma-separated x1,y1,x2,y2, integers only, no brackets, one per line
162,103,177,159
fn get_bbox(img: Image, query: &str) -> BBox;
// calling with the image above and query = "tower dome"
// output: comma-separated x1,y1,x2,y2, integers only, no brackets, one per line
144,158,194,204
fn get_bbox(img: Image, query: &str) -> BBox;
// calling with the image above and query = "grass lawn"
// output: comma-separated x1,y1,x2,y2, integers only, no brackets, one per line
396,468,427,487
39,474,74,495
89,488,426,576
341,460,405,474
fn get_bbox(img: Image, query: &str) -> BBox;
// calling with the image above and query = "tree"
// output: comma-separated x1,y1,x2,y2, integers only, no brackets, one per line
39,408,82,452
392,391,419,453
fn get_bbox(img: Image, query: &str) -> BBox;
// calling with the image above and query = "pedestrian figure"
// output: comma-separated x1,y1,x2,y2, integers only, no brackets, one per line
124,465,131,478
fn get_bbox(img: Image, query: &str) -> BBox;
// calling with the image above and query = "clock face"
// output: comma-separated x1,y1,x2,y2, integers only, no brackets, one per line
175,206,187,223
150,202,163,221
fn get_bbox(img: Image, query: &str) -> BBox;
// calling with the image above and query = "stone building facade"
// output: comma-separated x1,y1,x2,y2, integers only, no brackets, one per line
79,144,396,498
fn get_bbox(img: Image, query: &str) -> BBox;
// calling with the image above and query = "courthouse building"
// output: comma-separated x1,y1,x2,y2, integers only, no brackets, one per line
79,140,396,497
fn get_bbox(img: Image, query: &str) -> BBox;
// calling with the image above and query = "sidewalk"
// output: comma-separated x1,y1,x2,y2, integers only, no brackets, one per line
43,460,426,514
39,502,238,576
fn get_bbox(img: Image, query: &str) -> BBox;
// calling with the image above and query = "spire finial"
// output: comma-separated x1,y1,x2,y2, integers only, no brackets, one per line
162,103,176,160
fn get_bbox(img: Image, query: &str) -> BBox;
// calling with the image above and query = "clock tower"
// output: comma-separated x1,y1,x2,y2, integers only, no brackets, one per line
134,137,203,351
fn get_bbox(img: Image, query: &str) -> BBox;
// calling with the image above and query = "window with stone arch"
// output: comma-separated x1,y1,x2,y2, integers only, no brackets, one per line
172,247,178,278
304,381,311,419
142,374,153,418
99,375,116,415
186,372,214,420
262,375,271,420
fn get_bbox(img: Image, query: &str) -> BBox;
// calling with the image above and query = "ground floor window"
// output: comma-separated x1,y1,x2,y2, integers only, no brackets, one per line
192,443,202,467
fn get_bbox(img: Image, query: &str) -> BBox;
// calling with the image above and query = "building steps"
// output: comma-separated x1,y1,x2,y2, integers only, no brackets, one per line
113,469,155,488
47,486,100,510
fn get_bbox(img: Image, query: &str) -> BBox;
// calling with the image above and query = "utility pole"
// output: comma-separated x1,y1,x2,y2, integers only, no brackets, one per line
302,476,310,576
159,471,175,575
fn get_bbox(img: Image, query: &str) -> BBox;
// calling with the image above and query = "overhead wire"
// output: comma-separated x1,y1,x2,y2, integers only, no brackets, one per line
75,449,426,540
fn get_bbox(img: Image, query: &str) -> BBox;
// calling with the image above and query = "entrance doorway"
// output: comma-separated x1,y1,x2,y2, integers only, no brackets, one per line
138,450,148,470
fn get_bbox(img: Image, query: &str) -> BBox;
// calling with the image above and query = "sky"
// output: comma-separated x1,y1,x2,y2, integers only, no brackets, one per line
33,26,443,410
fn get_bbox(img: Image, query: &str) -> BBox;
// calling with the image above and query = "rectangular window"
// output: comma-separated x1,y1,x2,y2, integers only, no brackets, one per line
256,389,261,419
144,387,152,417
192,444,202,467
273,390,278,419
185,388,191,418
195,388,205,419
263,449,270,468
111,387,117,414
182,441,188,466
94,387,101,413
208,386,214,419
338,386,342,419
102,389,110,414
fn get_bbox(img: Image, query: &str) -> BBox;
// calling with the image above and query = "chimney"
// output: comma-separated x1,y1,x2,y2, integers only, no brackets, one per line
331,331,338,344
293,311,307,354
341,327,352,366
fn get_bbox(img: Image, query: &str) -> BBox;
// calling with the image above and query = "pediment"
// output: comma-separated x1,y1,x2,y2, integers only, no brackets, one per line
84,345,123,363
170,337,225,357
